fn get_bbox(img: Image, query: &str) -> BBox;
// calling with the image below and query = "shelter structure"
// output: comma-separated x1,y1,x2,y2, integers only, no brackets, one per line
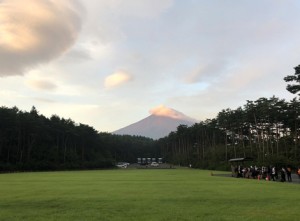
228,157,254,163
229,157,254,177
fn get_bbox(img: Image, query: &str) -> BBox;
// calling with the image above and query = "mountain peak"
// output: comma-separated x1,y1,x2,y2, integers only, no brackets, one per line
113,105,197,139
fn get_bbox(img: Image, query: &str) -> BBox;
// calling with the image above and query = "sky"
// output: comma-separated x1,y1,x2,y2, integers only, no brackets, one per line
0,0,300,133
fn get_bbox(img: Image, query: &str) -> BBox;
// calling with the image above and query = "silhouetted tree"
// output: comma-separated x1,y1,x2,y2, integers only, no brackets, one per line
284,64,300,96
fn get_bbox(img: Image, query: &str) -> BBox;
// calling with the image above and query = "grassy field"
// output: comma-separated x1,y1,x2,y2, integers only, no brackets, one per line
0,168,299,221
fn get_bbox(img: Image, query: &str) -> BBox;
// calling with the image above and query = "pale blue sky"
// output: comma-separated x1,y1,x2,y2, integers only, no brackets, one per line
0,0,299,132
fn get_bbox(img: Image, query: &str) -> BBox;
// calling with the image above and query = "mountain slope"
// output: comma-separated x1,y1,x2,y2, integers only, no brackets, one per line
113,106,197,139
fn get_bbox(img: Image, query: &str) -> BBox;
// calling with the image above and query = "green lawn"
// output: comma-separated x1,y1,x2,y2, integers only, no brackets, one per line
0,168,299,221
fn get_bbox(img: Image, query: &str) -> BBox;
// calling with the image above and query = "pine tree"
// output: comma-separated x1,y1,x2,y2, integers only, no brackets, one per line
284,65,300,96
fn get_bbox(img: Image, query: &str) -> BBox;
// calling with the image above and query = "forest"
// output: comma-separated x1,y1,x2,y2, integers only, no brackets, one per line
0,65,299,172
0,106,157,171
159,65,300,169
159,96,300,170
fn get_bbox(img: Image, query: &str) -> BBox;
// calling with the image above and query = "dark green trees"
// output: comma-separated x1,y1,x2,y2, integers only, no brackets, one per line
0,106,156,172
284,64,300,96
1,94,299,172
159,97,300,170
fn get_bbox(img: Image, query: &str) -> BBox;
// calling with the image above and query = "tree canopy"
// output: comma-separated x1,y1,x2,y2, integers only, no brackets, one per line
1,95,299,172
0,106,156,172
158,96,300,170
284,64,300,96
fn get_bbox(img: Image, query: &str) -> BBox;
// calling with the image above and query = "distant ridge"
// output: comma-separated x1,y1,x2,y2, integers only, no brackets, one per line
113,105,197,140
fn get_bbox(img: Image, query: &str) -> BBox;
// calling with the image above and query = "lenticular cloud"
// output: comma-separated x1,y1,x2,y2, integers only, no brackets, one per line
149,105,190,120
0,0,83,76
104,71,133,89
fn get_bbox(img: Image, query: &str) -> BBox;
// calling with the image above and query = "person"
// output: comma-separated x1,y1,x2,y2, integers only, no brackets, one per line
275,168,279,180
280,168,286,182
234,166,238,178
267,166,271,180
298,167,300,179
286,166,292,182
271,166,276,181
238,165,242,177
251,166,254,178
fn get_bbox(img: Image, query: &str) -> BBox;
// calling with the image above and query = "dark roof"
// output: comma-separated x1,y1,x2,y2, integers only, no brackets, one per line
228,157,254,162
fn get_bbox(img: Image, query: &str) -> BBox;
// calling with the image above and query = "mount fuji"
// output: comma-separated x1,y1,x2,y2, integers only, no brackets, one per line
113,105,197,140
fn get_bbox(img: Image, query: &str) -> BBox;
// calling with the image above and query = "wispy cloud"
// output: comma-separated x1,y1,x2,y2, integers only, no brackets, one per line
0,0,83,76
184,62,228,84
26,79,57,91
95,0,174,19
61,48,91,62
33,97,56,103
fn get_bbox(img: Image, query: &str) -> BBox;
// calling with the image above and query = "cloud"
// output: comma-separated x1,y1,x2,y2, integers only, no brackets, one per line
149,105,194,121
98,0,174,19
61,48,91,62
104,71,133,89
184,62,228,84
33,97,56,103
0,0,83,76
26,79,57,91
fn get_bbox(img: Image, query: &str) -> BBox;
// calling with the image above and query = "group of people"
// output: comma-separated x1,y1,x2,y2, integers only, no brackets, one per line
231,165,300,182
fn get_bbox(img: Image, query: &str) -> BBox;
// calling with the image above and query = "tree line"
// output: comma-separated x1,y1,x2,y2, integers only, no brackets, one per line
0,106,156,171
1,64,299,172
159,65,300,170
158,96,300,170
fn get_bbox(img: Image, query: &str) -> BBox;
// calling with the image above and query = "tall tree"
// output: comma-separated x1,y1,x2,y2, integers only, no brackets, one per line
284,64,300,96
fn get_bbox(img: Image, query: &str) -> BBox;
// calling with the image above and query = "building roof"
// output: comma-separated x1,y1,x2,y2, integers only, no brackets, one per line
228,157,254,162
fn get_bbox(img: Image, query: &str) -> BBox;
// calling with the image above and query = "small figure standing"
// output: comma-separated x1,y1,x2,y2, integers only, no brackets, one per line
280,168,286,182
271,166,276,181
286,167,292,182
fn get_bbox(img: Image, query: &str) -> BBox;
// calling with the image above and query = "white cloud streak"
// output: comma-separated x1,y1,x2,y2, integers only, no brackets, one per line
26,79,57,91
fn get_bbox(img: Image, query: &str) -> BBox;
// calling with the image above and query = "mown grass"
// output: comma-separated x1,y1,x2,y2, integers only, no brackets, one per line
0,168,299,221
